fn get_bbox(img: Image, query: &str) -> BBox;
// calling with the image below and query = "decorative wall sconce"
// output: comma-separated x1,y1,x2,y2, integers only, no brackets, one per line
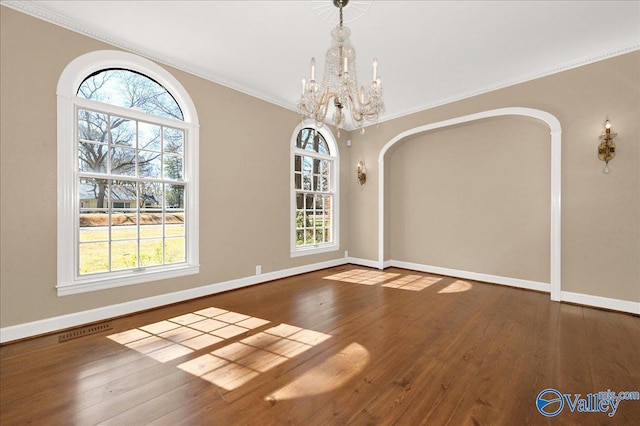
598,119,617,174
357,161,367,185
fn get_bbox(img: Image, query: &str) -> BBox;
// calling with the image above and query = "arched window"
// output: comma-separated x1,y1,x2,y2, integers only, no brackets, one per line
57,51,199,296
291,124,339,256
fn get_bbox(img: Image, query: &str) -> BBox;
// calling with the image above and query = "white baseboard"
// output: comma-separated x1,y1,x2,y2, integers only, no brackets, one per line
390,260,551,293
346,257,380,269
561,291,640,315
3,258,637,343
0,258,347,343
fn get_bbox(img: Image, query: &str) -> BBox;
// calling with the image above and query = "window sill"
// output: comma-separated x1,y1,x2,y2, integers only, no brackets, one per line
290,244,339,258
56,264,200,296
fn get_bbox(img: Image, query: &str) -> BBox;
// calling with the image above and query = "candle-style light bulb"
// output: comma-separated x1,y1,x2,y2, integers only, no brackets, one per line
301,78,306,95
343,57,348,74
372,58,378,81
310,58,316,81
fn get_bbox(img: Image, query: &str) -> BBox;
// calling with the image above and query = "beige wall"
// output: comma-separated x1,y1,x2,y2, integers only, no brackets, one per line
347,50,639,302
0,8,351,327
1,7,638,331
389,117,551,283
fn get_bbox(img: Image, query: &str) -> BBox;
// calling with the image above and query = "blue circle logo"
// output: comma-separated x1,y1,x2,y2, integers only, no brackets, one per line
536,388,564,417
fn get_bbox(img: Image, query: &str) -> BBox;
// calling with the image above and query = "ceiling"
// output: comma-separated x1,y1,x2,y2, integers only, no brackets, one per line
4,1,640,126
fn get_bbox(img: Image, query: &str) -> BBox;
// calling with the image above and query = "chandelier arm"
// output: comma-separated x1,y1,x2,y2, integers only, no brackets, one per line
316,94,331,123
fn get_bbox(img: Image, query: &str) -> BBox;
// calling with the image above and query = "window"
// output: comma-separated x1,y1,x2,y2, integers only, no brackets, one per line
57,51,199,296
291,124,339,256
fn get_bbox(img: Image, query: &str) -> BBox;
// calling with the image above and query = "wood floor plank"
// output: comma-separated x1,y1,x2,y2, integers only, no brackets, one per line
1,266,638,425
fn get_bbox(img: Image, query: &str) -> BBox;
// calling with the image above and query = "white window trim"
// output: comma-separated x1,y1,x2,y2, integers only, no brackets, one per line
57,50,200,296
290,122,340,257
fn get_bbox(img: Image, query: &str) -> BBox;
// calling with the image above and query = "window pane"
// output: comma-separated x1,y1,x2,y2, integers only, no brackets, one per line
164,155,183,180
316,134,329,155
302,156,312,190
139,122,162,151
79,242,109,275
320,160,330,192
138,182,162,213
294,155,302,172
79,208,108,242
165,214,185,237
304,194,314,211
296,194,304,210
164,127,184,154
295,209,305,229
296,128,312,150
110,181,136,212
111,240,138,271
295,128,329,155
138,150,162,178
294,173,302,190
139,182,163,239
324,195,332,210
166,184,185,209
79,224,107,243
111,146,137,176
166,237,185,264
110,116,136,147
77,69,184,120
140,239,163,267
112,213,137,240
164,221,185,237
79,142,108,173
140,223,163,238
78,110,108,142
79,178,108,212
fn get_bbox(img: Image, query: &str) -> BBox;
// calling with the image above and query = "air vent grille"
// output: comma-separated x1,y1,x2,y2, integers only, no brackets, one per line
58,322,113,342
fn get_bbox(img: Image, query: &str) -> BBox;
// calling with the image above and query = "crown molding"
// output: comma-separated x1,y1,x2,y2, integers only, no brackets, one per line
3,0,639,132
372,44,640,128
0,0,296,113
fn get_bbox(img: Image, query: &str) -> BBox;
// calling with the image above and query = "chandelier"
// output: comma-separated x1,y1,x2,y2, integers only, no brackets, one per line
298,0,384,134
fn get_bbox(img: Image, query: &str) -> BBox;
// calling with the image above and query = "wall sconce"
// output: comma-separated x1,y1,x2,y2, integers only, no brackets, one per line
598,119,617,174
357,161,367,185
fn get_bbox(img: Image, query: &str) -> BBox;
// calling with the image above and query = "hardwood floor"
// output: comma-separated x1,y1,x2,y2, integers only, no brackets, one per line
1,266,639,425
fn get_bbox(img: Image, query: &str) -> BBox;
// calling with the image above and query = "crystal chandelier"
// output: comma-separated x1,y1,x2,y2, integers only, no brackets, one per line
298,0,384,134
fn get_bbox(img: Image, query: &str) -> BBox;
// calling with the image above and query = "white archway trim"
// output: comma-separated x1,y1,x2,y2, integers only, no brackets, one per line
378,107,562,301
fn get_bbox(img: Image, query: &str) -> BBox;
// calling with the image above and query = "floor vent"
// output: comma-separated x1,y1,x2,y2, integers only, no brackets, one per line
59,322,113,342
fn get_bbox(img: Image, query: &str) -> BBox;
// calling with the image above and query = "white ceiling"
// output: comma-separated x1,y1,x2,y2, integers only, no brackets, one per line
4,0,640,125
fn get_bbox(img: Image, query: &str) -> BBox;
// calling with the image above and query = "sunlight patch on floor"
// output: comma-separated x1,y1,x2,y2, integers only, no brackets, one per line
265,342,370,401
107,307,269,363
323,269,400,285
438,280,473,293
177,324,331,391
382,274,442,291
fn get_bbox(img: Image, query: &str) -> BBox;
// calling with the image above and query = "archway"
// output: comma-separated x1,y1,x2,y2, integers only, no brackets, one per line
377,107,561,301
